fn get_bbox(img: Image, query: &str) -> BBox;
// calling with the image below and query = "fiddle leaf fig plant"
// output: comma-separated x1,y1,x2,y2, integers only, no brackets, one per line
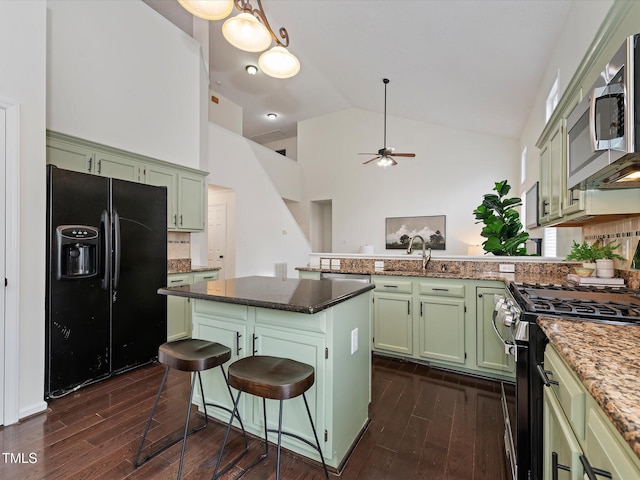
473,180,530,256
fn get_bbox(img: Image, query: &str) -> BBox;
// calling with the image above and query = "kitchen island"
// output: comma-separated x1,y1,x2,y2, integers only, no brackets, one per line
158,276,375,470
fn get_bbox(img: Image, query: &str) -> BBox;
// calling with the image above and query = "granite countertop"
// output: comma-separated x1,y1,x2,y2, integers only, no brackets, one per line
167,262,221,274
538,316,640,459
158,275,375,314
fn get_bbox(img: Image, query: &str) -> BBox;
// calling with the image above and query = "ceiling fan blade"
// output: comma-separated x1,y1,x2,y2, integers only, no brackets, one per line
362,156,381,165
389,157,398,166
392,153,416,157
359,152,379,155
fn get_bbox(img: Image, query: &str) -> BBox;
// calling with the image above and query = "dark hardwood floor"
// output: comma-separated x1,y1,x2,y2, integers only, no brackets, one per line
0,355,509,479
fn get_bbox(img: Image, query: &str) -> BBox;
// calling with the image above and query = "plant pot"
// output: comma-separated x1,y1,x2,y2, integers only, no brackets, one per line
595,259,614,278
582,262,596,271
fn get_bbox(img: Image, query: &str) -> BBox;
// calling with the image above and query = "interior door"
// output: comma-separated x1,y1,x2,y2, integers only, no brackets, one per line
209,202,227,279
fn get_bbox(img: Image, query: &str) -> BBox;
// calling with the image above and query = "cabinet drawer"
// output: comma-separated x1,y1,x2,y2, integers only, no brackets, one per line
418,282,465,297
193,270,219,283
167,273,192,286
544,346,586,440
373,279,413,293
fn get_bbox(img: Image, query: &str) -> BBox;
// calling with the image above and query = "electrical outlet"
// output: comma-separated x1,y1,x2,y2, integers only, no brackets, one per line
351,328,358,355
499,264,515,273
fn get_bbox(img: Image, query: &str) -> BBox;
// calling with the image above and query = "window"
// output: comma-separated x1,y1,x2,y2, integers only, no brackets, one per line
544,227,557,257
521,146,527,184
545,73,560,122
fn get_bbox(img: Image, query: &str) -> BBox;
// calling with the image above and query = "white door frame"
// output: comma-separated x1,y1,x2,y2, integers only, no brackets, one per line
1,98,21,425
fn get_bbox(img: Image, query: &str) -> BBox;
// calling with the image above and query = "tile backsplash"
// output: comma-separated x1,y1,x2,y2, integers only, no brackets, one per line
167,232,190,260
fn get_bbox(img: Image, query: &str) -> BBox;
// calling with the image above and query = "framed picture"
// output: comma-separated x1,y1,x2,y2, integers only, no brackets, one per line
385,215,446,250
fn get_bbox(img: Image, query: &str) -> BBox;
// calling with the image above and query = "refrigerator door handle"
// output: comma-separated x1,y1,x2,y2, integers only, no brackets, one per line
113,209,121,292
101,210,111,291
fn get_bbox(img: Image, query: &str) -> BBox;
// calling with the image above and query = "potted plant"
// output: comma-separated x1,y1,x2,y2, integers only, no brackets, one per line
591,241,625,278
565,240,597,276
473,180,530,256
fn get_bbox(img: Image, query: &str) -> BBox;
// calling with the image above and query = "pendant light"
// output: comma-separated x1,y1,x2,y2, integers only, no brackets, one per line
222,11,272,52
259,46,300,79
177,0,234,21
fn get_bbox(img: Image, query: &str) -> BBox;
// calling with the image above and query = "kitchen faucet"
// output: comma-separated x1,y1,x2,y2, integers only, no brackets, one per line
407,235,431,270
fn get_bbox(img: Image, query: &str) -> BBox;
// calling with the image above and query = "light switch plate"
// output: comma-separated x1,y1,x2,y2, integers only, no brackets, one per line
499,264,515,273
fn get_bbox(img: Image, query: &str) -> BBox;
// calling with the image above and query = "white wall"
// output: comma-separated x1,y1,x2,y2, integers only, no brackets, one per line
251,141,302,201
263,137,298,160
47,0,203,169
209,88,243,135
298,108,520,255
208,123,310,277
0,1,47,419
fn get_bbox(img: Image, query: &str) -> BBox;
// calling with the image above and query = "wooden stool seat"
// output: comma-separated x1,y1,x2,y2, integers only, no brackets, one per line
228,356,315,400
159,339,231,372
213,355,328,480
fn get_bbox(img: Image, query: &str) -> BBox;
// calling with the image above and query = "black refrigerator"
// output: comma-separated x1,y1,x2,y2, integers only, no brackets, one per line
45,165,167,399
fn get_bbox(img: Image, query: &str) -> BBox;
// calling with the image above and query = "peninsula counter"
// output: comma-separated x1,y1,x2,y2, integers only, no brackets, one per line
158,276,375,470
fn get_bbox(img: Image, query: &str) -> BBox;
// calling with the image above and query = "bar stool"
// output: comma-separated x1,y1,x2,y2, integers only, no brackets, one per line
213,355,329,480
134,339,248,480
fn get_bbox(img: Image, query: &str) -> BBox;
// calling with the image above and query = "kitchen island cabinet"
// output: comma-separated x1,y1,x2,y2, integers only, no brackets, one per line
158,276,374,469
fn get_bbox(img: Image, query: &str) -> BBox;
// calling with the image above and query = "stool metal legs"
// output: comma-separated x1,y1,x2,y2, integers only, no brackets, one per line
213,392,329,480
135,366,248,480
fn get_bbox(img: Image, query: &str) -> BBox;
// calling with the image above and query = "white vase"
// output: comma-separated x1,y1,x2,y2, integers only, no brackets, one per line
595,259,614,278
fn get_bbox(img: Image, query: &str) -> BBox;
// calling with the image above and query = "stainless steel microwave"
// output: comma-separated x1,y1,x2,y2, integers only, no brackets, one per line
566,33,640,189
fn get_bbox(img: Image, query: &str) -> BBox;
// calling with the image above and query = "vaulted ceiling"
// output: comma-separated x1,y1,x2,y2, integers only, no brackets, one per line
145,0,574,144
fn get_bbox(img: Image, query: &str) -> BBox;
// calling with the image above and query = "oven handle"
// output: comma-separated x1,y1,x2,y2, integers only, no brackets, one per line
536,364,559,387
491,311,517,358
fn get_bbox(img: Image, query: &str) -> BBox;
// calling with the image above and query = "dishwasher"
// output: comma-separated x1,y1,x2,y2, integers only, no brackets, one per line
320,272,371,283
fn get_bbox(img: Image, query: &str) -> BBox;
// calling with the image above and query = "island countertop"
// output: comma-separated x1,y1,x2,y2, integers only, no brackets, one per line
158,275,375,314
538,316,640,460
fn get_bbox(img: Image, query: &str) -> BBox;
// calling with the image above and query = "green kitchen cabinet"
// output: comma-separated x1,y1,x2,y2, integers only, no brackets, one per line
543,387,583,480
298,271,321,280
166,270,219,341
476,286,515,375
46,130,208,232
46,137,95,173
94,150,144,182
538,123,564,225
177,172,206,231
372,278,413,356
417,281,466,364
543,345,640,479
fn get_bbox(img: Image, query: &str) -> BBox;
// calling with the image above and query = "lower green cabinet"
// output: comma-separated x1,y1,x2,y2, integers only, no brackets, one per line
476,286,515,375
373,292,413,355
543,345,640,479
370,275,514,381
418,296,465,364
166,270,219,341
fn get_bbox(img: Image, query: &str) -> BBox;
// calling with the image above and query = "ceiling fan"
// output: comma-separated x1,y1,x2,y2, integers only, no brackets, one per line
360,78,416,167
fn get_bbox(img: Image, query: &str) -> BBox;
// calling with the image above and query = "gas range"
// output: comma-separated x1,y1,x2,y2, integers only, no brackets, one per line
508,282,640,324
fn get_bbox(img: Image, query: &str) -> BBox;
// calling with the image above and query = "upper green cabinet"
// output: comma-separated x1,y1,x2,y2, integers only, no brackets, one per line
46,131,208,232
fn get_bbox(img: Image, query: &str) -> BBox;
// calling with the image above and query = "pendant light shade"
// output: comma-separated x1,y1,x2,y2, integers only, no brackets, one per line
259,46,300,79
177,0,234,21
222,12,272,52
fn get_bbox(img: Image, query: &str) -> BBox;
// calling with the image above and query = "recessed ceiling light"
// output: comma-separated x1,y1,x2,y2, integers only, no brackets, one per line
245,65,258,75
267,113,277,120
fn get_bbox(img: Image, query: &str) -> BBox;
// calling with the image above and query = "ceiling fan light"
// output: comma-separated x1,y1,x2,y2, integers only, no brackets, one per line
222,12,272,52
177,0,234,21
259,46,301,79
377,157,393,167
